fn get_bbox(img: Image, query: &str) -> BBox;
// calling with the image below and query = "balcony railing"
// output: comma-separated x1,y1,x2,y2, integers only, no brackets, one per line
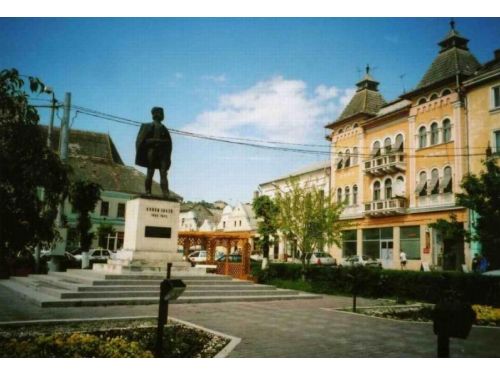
364,152,406,176
416,193,454,209
364,197,407,217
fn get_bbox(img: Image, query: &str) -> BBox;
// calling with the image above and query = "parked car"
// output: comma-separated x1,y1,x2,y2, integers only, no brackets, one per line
307,251,337,266
186,250,207,264
340,255,382,268
216,254,242,263
40,251,81,269
74,249,113,262
250,252,263,262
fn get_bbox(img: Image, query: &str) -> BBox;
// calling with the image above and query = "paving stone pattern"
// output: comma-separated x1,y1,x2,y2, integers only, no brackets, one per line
0,284,499,358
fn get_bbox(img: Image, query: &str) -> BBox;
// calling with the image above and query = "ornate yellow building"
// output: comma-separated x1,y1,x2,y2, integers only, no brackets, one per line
326,22,500,271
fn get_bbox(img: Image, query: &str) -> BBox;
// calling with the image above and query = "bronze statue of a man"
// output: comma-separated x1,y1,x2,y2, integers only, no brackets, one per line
135,107,172,197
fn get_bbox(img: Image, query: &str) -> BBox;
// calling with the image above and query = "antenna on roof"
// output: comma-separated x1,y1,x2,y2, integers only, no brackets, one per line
399,73,406,94
450,18,455,31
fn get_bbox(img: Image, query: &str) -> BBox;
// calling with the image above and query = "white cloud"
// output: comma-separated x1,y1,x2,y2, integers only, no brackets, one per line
183,76,354,143
202,74,227,83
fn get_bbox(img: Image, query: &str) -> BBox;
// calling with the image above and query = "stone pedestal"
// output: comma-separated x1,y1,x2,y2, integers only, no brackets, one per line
94,197,199,274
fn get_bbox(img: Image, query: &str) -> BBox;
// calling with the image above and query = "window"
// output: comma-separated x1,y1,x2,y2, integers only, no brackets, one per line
353,123,359,129
223,221,226,228
344,150,351,168
384,178,392,199
337,152,343,169
352,185,358,205
395,176,405,197
400,226,421,260
416,171,427,196
362,227,393,260
373,181,381,201
100,201,109,216
342,230,357,257
344,186,350,205
492,86,500,109
429,169,439,195
239,220,242,227
494,130,500,154
117,203,126,218
443,166,453,193
338,128,344,134
352,147,358,165
443,119,452,142
418,126,427,148
394,134,404,152
337,188,342,203
429,93,438,101
417,98,427,105
372,141,381,158
442,88,452,96
384,137,392,154
430,122,439,145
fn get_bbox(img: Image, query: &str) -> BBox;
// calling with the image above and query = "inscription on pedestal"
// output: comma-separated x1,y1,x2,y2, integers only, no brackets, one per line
145,226,171,238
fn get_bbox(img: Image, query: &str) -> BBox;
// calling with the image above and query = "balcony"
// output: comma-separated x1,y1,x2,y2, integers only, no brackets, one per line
364,197,407,217
364,152,406,176
416,193,455,209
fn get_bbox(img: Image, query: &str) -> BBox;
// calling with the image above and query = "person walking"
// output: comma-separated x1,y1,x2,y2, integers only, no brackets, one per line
400,249,407,270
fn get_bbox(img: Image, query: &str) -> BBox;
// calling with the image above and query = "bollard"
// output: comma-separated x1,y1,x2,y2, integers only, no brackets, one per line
166,262,172,279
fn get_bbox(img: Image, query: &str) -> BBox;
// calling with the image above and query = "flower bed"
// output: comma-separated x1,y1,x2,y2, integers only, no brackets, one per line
0,319,230,358
352,304,500,327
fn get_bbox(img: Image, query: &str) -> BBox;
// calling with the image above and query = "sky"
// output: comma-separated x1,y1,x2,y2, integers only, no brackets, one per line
1,18,499,205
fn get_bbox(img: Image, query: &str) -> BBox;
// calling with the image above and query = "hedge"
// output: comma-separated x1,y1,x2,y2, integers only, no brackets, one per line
252,264,500,306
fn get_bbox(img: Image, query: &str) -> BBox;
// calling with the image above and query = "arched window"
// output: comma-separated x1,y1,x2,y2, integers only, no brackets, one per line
352,147,358,165
345,125,352,132
418,97,427,105
443,166,453,193
443,119,452,142
395,176,405,197
429,93,439,101
344,149,351,168
337,152,343,169
384,137,392,154
373,181,381,201
430,169,440,195
430,122,439,145
353,123,359,129
442,88,452,96
395,134,404,152
337,188,342,203
416,171,427,196
384,178,392,199
353,185,358,205
345,186,350,205
338,128,344,134
372,141,381,158
419,126,427,148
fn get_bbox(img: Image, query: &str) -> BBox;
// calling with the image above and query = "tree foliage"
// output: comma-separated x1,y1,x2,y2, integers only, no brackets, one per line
456,155,500,268
274,179,349,271
68,180,101,253
97,222,116,248
0,69,69,275
252,195,279,260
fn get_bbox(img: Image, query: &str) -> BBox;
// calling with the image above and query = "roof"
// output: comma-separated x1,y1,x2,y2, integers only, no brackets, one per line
41,126,182,200
334,68,386,123
414,24,481,91
259,159,330,186
374,99,412,118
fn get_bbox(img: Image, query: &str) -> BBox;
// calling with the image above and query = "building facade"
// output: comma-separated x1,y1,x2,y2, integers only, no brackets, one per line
326,23,500,271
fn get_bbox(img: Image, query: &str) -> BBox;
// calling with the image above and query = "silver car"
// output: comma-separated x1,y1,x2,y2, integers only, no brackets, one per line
340,255,382,268
307,251,336,266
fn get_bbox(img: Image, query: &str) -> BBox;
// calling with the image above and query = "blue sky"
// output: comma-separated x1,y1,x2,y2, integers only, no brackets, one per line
1,18,499,204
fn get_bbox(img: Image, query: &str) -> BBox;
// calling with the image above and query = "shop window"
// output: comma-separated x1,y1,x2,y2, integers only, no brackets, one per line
342,230,357,257
400,226,421,260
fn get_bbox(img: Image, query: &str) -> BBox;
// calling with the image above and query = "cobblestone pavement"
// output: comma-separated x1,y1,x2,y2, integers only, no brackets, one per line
1,284,499,358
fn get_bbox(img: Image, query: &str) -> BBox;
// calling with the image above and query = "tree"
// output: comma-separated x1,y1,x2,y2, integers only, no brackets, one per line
274,179,349,275
68,180,101,255
429,214,468,271
96,222,116,249
0,69,69,277
252,195,279,269
456,154,500,269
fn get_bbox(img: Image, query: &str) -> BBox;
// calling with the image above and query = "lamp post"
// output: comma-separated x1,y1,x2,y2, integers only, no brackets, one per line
43,86,57,149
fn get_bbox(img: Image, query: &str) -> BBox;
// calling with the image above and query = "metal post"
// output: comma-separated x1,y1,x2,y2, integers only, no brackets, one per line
166,262,172,279
155,281,168,357
47,93,56,148
59,92,71,161
437,335,450,358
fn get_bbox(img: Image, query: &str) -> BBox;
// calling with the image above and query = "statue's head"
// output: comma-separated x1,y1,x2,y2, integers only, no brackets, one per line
151,107,164,121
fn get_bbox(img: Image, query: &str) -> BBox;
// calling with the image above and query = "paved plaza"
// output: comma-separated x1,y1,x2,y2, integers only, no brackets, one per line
0,284,499,358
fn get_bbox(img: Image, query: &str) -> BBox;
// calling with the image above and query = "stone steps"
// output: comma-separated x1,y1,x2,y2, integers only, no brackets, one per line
0,269,320,307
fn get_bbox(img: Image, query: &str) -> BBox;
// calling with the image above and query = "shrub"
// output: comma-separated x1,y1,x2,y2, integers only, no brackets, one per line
254,263,500,306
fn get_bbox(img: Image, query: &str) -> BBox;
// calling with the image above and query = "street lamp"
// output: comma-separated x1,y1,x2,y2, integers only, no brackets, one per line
43,85,57,149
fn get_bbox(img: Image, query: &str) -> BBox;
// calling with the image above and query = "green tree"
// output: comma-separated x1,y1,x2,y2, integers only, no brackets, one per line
0,69,69,277
456,154,500,269
96,222,116,249
274,179,349,275
252,195,279,269
429,214,468,271
68,181,101,254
